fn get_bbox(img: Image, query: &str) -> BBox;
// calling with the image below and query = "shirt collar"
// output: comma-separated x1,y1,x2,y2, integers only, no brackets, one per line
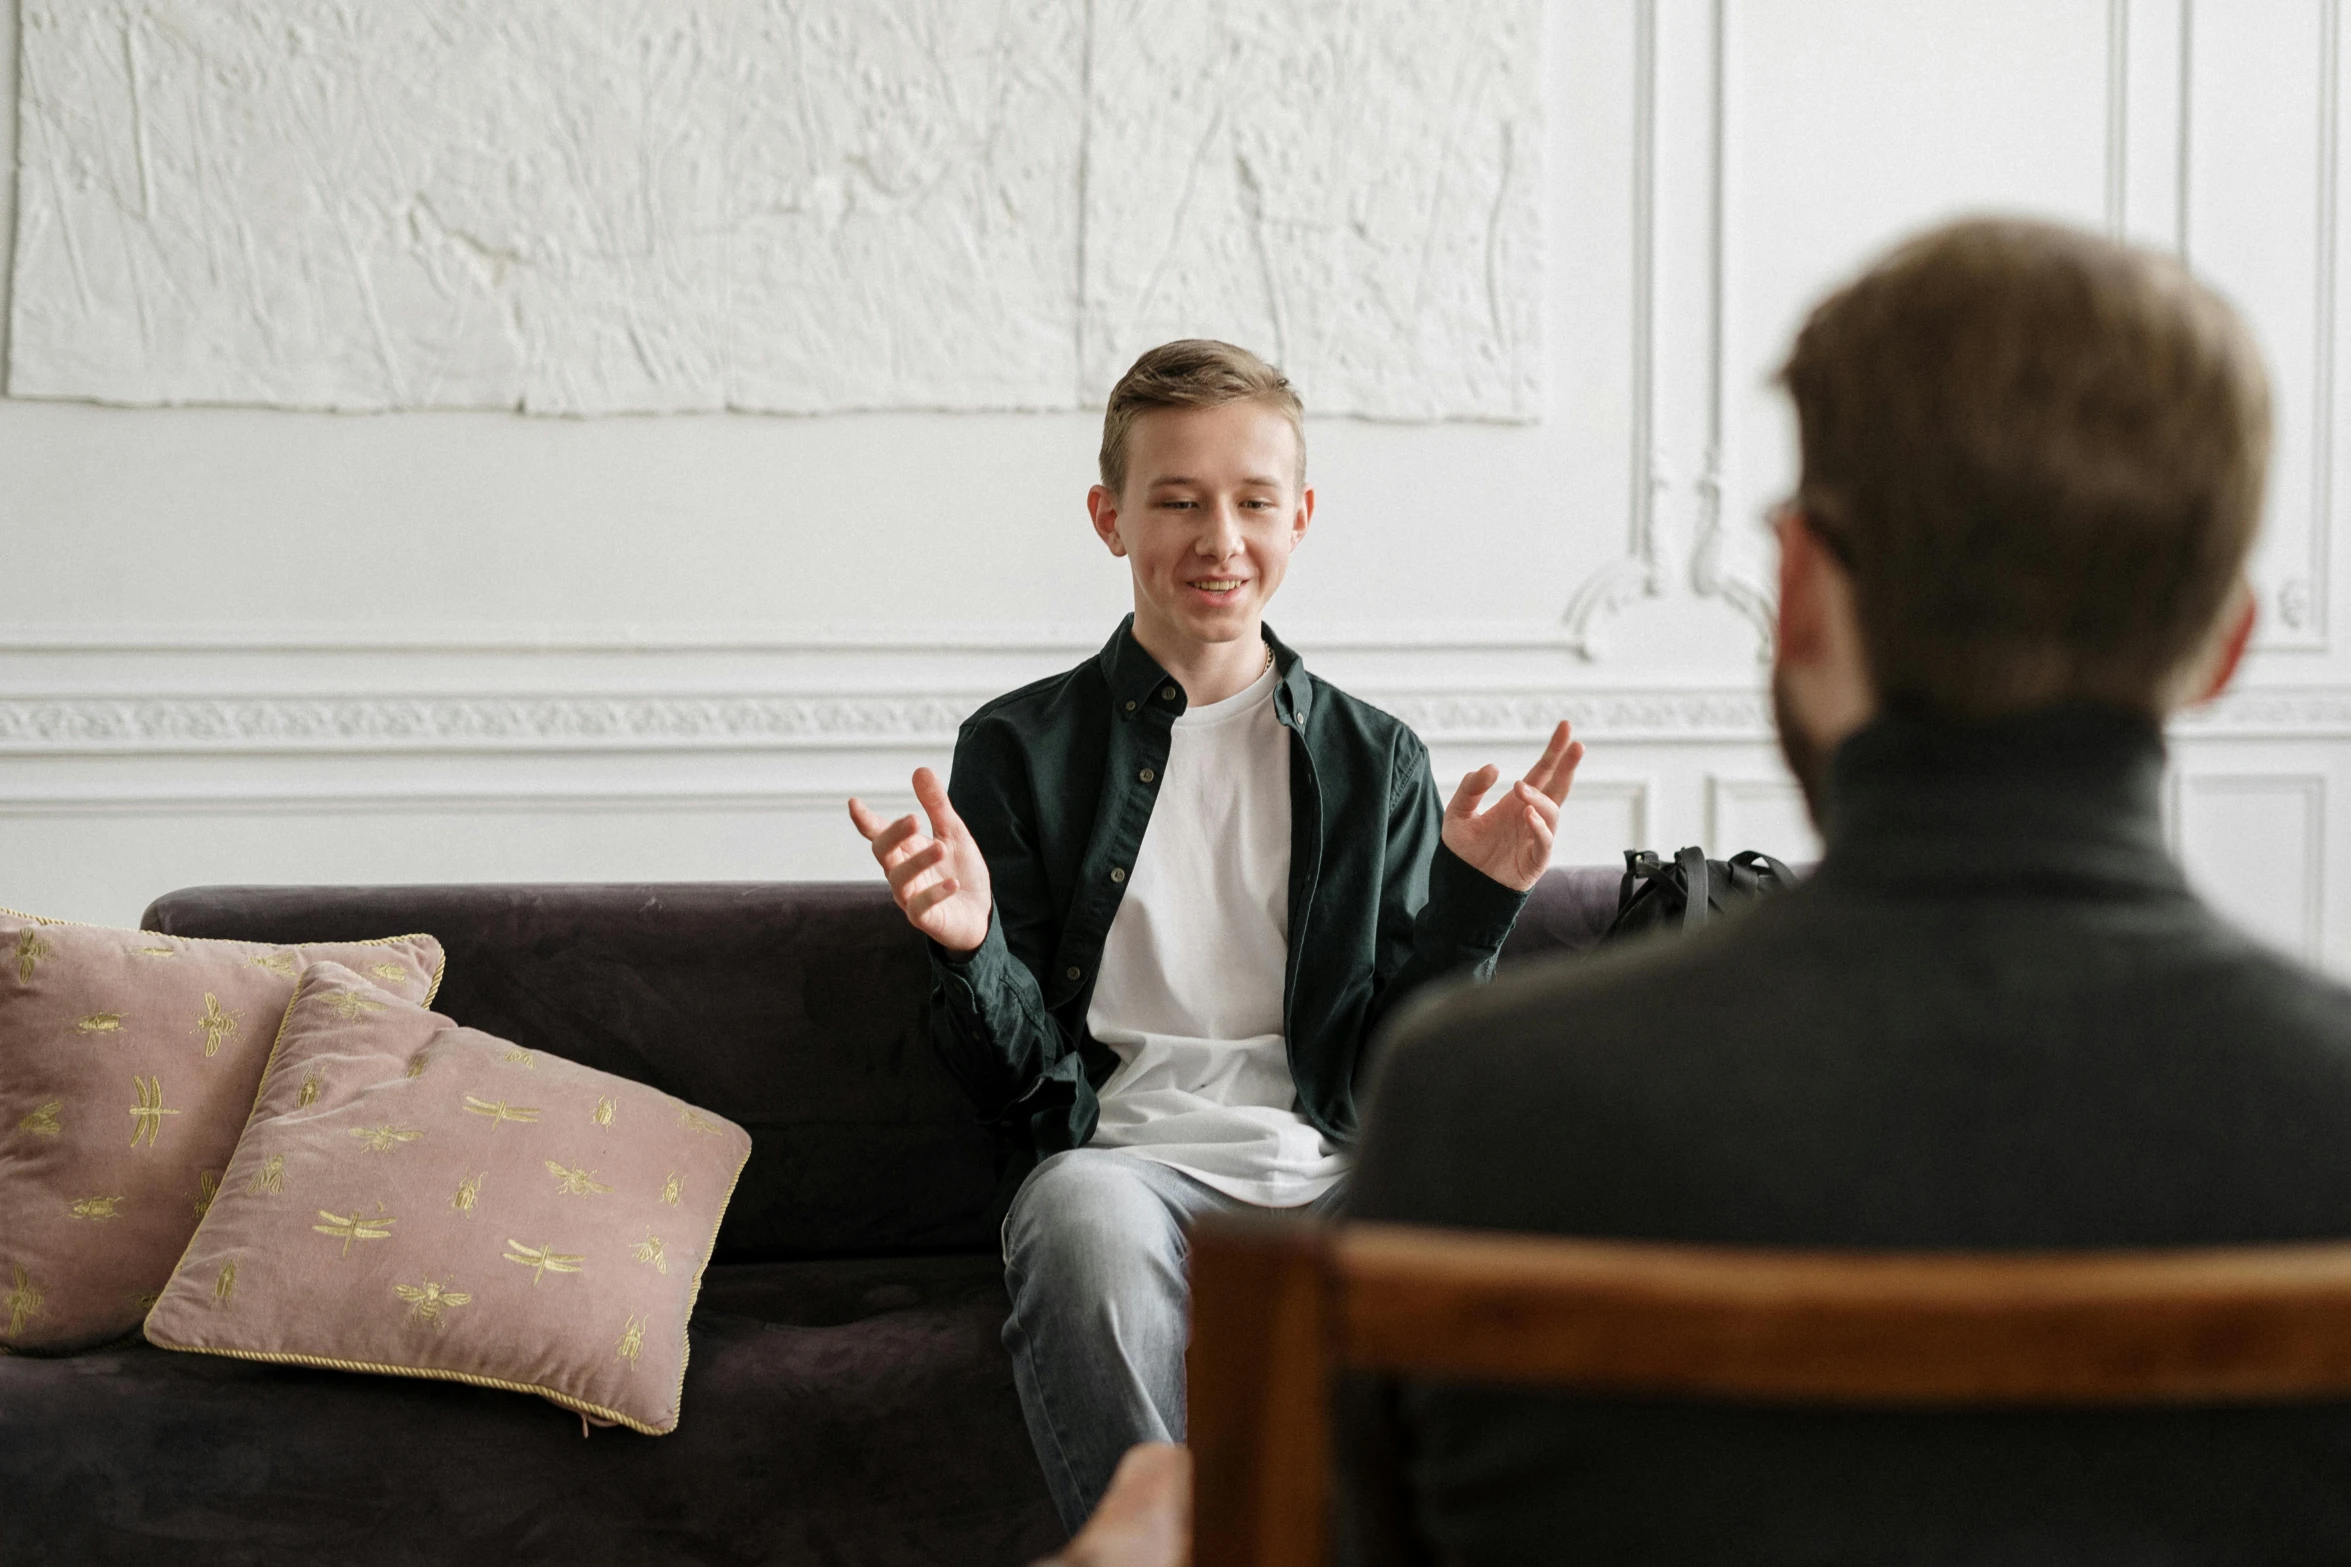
1096,614,1314,726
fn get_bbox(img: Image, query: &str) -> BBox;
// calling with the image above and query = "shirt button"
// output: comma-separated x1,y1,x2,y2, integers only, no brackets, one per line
1161,686,1177,701
1065,966,1082,981
1139,768,1155,783
1124,700,1137,712
1110,867,1126,883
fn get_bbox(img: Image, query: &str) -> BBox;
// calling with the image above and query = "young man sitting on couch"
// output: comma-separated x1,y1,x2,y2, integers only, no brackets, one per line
848,338,1583,1533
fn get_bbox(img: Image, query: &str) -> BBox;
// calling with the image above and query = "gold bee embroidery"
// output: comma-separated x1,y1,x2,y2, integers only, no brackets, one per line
128,1076,179,1149
502,1240,585,1284
323,991,387,1022
193,993,240,1058
297,1070,323,1109
314,1206,397,1257
545,1161,612,1197
246,1154,287,1195
77,1013,126,1035
367,962,410,985
215,1261,238,1302
126,944,178,959
192,1170,221,1218
502,1048,536,1069
463,1096,540,1127
14,928,55,982
452,1172,486,1214
630,1233,669,1275
249,951,298,978
17,1100,61,1137
68,1195,126,1222
591,1097,616,1128
6,1265,45,1337
394,1278,472,1329
615,1314,648,1365
676,1105,723,1137
350,1125,423,1153
659,1172,683,1207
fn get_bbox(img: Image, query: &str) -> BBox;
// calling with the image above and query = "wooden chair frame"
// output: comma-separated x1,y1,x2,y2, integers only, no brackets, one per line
1187,1216,2351,1567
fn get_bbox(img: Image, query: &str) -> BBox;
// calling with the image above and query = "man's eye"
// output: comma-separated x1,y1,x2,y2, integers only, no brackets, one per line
1160,499,1196,510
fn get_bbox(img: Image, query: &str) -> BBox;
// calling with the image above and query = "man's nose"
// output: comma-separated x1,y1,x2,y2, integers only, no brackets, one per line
1197,503,1244,558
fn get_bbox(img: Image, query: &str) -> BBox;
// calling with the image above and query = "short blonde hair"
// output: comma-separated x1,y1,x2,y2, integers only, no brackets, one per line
1098,339,1306,497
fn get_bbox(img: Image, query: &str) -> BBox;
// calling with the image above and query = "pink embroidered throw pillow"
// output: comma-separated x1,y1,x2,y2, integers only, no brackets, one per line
0,909,443,1353
144,962,750,1435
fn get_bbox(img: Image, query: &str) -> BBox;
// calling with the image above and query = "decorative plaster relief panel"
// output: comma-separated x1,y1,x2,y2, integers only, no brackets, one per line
9,0,1540,418
1079,0,1541,418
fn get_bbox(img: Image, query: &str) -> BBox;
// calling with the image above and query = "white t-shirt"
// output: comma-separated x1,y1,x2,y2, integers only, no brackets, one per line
1084,660,1350,1207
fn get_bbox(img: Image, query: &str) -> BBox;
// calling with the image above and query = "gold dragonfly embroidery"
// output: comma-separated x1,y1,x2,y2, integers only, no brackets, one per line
126,944,178,959
194,993,240,1058
13,928,54,982
129,1076,179,1149
314,1206,397,1257
297,1069,323,1108
545,1162,612,1197
324,991,387,1022
193,1170,221,1217
676,1105,723,1137
591,1097,616,1127
215,1261,238,1302
5,1265,43,1337
367,962,411,985
246,1154,287,1195
503,1240,585,1284
69,1195,125,1221
350,1125,423,1153
404,1052,432,1080
502,1048,536,1069
463,1096,540,1127
630,1233,669,1275
17,1100,61,1137
452,1172,487,1214
615,1314,648,1365
659,1172,683,1207
394,1279,472,1329
78,1013,126,1035
130,1290,162,1315
249,951,297,978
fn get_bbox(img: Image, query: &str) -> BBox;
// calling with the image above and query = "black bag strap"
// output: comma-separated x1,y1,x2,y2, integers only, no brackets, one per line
1727,850,1796,892
1676,845,1710,932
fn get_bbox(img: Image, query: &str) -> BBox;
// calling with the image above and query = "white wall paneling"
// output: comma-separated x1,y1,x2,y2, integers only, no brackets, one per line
4,2,2349,979
2172,771,2327,963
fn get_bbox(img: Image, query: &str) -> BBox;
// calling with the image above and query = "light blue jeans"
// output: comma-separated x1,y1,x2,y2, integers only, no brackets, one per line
1000,1147,1349,1533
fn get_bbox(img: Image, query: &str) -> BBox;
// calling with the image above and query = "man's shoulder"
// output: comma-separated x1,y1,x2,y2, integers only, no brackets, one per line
957,655,1108,743
1299,673,1424,763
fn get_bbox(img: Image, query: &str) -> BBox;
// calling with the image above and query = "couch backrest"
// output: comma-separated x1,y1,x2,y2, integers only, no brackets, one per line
143,868,1624,1259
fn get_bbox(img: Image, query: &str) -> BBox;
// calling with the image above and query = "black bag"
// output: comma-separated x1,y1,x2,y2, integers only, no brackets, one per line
1603,846,1797,943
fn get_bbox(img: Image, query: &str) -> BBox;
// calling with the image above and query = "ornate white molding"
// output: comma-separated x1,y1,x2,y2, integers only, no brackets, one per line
8,684,2348,755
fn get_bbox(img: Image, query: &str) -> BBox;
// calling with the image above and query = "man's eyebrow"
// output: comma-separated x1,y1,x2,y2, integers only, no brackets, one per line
1144,473,1285,489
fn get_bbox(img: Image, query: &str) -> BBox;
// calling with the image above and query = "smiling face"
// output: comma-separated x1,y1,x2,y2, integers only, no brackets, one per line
1088,399,1313,662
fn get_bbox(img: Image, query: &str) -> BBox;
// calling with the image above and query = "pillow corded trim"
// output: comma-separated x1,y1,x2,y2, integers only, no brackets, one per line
137,1338,666,1436
667,1129,755,1426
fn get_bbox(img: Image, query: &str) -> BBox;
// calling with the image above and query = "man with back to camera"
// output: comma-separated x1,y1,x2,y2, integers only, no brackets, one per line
845,339,1585,1534
1338,216,2351,1562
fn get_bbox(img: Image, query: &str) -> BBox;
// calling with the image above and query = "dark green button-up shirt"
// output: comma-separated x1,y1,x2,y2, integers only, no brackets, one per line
929,617,1530,1160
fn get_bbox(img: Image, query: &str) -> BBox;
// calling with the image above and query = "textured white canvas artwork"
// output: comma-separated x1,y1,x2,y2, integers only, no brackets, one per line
9,0,1540,418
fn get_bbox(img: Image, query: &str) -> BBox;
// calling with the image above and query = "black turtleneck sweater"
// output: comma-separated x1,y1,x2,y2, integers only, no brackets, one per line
1344,706,2351,1566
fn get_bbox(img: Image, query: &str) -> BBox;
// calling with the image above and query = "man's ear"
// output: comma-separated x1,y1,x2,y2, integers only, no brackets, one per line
2190,580,2259,705
1292,485,1315,548
1775,509,1829,666
1086,484,1127,559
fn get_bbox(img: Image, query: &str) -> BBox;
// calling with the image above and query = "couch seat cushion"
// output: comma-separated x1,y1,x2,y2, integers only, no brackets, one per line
1,1253,1058,1567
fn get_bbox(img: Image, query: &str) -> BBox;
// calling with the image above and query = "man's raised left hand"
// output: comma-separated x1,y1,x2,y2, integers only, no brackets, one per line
1440,720,1585,892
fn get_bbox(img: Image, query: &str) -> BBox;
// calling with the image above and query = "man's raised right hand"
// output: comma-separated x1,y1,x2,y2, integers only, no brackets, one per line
848,768,994,955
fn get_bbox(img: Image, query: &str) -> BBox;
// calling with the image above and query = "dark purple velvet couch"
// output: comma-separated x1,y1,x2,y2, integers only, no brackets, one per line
0,870,1621,1566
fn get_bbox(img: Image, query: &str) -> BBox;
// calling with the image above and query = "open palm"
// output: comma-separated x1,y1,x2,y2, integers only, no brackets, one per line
1440,721,1585,892
848,768,994,954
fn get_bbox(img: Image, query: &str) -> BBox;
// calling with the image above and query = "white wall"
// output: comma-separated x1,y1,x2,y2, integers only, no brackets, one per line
4,0,2349,976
